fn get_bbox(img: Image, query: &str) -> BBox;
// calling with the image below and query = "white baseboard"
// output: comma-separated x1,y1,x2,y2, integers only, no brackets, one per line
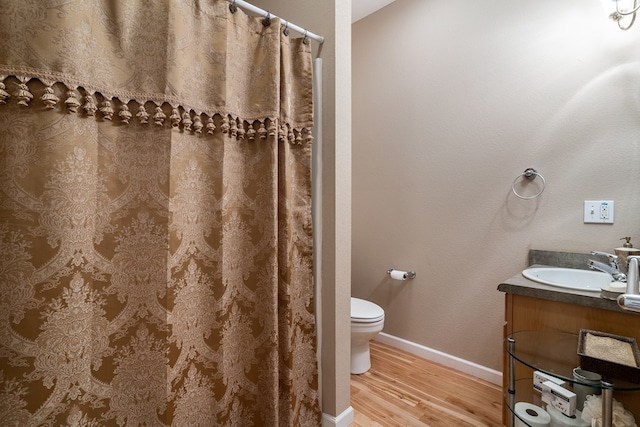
374,332,502,386
322,406,354,427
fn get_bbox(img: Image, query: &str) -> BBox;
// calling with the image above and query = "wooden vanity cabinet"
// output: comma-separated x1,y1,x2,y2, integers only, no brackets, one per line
503,293,640,420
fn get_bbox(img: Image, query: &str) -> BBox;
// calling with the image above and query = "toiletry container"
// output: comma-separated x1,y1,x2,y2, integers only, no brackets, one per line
572,367,601,412
615,236,640,272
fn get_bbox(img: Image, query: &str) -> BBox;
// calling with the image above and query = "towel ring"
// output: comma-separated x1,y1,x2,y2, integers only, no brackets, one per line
511,168,546,200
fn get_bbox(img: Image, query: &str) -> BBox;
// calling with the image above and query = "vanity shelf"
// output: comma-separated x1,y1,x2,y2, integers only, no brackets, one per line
504,330,640,427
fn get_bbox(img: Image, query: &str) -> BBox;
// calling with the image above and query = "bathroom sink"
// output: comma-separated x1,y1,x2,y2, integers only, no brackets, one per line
522,267,613,292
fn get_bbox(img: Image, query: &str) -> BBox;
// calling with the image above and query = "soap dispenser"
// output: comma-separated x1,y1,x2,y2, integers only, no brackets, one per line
615,237,640,271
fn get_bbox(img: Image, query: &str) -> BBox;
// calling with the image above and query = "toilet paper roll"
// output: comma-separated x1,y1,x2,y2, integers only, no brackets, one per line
546,405,589,427
390,270,407,280
515,402,551,427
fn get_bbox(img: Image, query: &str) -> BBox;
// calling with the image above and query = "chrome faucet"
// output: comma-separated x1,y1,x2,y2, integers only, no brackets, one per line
618,256,640,312
588,251,626,282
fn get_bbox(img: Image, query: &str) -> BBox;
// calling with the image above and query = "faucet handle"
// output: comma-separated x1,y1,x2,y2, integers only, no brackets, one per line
591,251,619,259
591,251,620,267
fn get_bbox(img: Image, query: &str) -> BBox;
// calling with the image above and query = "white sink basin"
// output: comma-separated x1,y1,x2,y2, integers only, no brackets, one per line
522,267,612,292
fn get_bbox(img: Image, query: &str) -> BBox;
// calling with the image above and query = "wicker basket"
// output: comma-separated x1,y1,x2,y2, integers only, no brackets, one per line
577,329,640,384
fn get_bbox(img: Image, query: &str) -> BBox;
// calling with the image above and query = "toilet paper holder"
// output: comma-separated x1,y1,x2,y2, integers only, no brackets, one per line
387,268,416,280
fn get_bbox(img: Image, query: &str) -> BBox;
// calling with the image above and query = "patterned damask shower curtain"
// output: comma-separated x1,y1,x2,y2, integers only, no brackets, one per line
0,1,320,425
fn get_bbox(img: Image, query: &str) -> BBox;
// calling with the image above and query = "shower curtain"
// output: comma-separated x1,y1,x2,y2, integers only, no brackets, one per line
0,1,320,426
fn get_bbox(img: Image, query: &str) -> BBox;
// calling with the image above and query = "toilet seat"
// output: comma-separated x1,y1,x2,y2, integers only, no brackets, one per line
351,297,384,323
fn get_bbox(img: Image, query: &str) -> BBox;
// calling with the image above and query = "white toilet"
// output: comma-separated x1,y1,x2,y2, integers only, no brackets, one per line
350,297,385,374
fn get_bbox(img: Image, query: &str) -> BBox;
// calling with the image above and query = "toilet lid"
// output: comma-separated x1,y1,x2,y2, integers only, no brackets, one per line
351,297,384,322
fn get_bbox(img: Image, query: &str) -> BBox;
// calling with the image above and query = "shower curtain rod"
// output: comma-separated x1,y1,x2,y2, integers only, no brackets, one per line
227,0,324,44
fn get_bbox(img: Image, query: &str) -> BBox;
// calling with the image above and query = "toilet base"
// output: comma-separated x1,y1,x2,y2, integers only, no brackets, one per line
350,341,372,374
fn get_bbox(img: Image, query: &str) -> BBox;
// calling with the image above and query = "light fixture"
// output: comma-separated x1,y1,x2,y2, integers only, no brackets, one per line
601,0,640,30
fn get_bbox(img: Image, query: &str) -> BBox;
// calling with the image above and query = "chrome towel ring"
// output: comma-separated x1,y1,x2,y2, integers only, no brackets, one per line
511,168,546,200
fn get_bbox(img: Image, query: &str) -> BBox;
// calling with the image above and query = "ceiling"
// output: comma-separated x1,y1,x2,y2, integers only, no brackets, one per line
352,0,397,23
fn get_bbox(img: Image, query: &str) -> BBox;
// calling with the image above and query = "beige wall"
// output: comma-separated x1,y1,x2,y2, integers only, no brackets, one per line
352,0,640,372
250,0,352,421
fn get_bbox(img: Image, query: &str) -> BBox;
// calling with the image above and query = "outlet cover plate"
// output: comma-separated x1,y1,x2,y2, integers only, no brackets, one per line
584,200,614,224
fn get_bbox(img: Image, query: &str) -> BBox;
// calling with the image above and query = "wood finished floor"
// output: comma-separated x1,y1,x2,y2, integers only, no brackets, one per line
350,341,504,427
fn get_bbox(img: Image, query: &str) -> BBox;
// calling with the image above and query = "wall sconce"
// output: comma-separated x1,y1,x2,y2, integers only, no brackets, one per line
601,0,640,30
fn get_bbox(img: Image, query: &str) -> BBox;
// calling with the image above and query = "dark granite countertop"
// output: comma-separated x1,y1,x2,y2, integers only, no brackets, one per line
497,250,639,315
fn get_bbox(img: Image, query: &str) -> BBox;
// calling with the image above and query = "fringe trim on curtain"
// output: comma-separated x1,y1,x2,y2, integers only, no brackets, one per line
0,75,314,145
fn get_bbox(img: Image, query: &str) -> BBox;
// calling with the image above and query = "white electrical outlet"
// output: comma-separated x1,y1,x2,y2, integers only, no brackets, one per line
584,201,614,224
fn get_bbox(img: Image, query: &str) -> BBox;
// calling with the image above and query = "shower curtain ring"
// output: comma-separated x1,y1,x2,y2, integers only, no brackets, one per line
282,21,290,36
263,11,271,27
303,30,309,45
229,0,237,13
